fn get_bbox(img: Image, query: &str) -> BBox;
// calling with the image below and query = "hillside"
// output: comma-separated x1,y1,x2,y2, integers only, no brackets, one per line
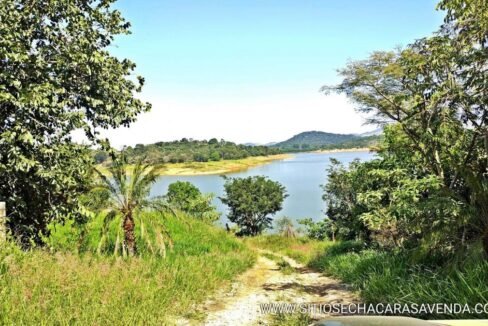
272,131,381,151
94,138,282,165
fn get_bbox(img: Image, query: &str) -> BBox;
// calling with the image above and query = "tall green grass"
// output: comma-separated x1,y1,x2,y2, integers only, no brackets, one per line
309,242,488,319
250,235,488,319
0,213,255,324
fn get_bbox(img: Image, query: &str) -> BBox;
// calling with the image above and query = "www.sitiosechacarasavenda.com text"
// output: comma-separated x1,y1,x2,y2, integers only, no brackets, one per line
259,303,488,316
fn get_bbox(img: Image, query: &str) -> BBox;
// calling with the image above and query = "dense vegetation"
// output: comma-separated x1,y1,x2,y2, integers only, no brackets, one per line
220,176,288,235
272,131,381,151
95,138,282,165
282,0,488,318
0,213,255,324
323,0,488,256
0,0,150,243
165,181,220,222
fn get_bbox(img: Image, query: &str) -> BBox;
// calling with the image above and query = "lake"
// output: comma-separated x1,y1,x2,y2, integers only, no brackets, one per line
150,151,375,227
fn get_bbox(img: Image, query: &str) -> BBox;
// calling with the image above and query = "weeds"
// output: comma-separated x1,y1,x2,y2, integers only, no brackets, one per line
0,213,255,324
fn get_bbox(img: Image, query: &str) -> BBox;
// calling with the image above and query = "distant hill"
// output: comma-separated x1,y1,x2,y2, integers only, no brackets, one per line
358,128,383,137
272,131,381,151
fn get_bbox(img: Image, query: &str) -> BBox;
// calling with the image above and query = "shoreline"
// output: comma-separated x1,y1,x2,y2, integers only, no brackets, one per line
97,154,292,176
97,148,373,176
157,153,292,175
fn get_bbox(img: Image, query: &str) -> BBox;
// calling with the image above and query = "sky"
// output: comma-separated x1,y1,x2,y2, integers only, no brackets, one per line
97,0,444,147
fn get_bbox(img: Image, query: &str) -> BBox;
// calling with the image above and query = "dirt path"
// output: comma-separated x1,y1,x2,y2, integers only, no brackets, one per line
184,251,357,325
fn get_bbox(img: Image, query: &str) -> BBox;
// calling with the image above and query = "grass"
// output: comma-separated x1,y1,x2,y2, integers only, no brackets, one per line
0,213,255,324
269,312,313,325
277,259,295,275
250,235,488,319
309,243,488,319
96,154,291,176
245,234,331,264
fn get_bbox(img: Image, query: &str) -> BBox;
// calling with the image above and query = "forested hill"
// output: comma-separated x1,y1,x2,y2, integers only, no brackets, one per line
94,138,282,164
272,131,381,151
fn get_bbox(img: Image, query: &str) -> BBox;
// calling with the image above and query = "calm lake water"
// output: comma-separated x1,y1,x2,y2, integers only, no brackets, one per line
150,151,375,227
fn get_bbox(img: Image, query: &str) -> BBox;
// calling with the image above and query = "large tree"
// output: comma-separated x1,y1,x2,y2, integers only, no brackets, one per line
323,0,488,254
0,0,150,243
220,176,287,236
165,181,220,222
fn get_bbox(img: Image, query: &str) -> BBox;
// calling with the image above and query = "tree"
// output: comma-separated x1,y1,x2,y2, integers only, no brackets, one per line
322,0,488,254
0,0,150,243
166,181,220,221
94,151,109,164
275,216,297,238
93,156,167,256
298,218,336,241
220,176,287,236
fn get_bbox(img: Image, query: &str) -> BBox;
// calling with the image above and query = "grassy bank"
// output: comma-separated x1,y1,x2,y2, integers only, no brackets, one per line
97,154,291,176
309,243,488,319
0,213,255,324
249,235,488,319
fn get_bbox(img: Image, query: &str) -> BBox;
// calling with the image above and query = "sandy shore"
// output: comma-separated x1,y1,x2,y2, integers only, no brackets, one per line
97,154,292,176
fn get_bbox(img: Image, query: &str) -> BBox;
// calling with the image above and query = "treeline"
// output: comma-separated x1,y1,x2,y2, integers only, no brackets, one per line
279,135,381,152
319,135,380,150
95,138,282,164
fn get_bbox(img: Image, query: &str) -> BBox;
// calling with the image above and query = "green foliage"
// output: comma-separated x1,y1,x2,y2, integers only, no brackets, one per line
0,213,256,324
308,241,488,319
0,0,150,244
273,131,381,152
42,219,83,253
106,138,281,165
220,176,288,236
91,155,170,257
324,130,471,252
166,181,220,222
253,235,488,319
167,181,201,209
322,0,488,255
298,218,335,241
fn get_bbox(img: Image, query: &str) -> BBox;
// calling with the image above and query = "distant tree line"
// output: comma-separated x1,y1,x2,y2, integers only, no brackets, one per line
94,138,282,165
277,135,381,152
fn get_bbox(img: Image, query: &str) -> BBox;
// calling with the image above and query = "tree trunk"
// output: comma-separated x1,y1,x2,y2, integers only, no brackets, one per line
123,213,137,256
482,227,488,259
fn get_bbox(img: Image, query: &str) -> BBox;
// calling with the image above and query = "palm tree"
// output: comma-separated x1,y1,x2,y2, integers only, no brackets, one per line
275,216,297,238
93,155,171,257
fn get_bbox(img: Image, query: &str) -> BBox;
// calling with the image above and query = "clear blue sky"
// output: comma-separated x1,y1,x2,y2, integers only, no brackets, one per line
101,0,444,147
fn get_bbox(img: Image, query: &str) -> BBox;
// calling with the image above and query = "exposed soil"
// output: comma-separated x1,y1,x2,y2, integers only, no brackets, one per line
178,250,357,325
